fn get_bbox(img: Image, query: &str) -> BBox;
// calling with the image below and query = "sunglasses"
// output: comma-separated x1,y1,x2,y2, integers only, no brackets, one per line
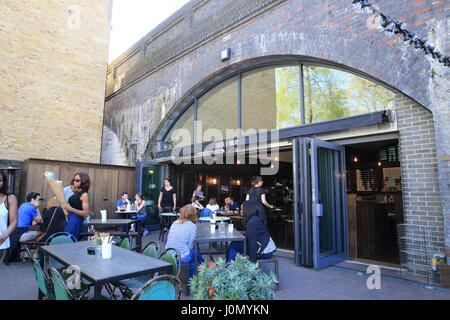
72,179,81,183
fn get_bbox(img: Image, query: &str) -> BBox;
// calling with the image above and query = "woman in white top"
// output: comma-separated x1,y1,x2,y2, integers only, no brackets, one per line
206,198,220,213
191,196,204,210
0,171,18,265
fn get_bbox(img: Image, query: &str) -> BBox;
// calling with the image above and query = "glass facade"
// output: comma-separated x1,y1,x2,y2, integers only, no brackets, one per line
304,66,395,124
163,64,395,147
164,103,195,149
197,76,238,143
241,66,301,131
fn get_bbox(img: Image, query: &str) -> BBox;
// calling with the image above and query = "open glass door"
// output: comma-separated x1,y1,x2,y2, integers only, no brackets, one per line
136,162,163,228
293,138,348,269
310,138,348,269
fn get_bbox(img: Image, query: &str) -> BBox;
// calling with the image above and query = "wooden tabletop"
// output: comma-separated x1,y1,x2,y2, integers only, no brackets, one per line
41,241,171,285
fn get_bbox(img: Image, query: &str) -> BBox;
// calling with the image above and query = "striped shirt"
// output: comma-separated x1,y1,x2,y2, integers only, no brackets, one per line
165,220,197,258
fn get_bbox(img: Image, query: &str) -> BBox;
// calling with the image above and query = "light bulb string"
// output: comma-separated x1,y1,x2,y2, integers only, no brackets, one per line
352,0,449,67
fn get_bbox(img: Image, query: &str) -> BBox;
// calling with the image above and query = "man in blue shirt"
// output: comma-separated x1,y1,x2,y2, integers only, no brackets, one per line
116,192,131,211
116,192,131,232
9,192,42,261
224,197,240,215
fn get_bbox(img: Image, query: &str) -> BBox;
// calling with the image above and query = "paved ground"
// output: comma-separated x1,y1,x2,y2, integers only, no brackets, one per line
1,231,449,300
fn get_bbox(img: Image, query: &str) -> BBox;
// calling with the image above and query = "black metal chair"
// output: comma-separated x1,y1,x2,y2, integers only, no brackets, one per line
159,207,175,241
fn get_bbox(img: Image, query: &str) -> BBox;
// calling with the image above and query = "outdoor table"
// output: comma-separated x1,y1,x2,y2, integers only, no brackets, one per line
229,215,245,230
86,219,142,252
40,241,172,300
115,210,138,219
193,223,246,274
198,216,230,222
160,212,179,229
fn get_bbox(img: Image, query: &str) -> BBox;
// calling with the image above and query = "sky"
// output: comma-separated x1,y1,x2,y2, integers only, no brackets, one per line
108,0,191,63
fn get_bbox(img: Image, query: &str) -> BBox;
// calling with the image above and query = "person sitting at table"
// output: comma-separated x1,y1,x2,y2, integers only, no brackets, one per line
116,192,131,211
165,205,204,278
226,201,277,262
9,192,42,262
116,192,131,232
206,198,220,213
131,193,147,235
41,198,67,242
224,197,239,215
191,196,204,216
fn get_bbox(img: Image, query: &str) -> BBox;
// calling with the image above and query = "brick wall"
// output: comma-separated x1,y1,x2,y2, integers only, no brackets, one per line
0,0,112,163
396,94,445,274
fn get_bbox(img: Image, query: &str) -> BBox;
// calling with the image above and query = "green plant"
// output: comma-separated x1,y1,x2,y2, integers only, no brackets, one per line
189,254,278,300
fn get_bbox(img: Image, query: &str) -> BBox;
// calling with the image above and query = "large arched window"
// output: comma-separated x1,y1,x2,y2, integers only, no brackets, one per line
163,64,395,149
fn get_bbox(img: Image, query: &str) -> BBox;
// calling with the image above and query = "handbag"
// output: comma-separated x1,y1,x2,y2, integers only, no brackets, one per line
35,207,57,242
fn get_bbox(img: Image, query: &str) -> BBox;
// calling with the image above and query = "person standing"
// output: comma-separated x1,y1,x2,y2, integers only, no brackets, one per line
9,192,42,261
158,178,176,215
245,176,274,224
192,184,205,205
0,171,18,265
61,172,91,240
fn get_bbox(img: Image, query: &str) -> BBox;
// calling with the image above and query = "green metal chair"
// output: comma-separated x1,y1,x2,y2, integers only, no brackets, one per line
130,275,181,300
113,241,162,299
142,241,160,258
44,232,77,270
48,267,75,300
28,248,54,300
120,237,130,250
48,267,91,300
158,248,181,280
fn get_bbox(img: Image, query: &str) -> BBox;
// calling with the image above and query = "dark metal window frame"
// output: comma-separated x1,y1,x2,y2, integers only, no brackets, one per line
160,60,395,155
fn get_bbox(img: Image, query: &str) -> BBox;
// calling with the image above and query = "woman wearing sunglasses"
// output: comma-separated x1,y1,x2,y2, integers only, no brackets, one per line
61,172,91,240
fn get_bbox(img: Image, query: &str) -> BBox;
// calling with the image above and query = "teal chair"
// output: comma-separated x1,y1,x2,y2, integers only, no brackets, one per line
28,248,54,300
44,232,77,270
142,241,160,258
48,267,92,300
158,248,181,280
130,275,181,300
111,241,162,299
120,237,130,250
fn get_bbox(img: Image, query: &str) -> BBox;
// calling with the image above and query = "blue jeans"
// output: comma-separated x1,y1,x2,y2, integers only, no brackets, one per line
227,242,244,262
181,248,204,279
227,242,275,261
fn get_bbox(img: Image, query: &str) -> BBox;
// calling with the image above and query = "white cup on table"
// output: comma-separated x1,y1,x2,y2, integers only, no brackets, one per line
102,242,112,259
228,223,234,233
100,210,107,222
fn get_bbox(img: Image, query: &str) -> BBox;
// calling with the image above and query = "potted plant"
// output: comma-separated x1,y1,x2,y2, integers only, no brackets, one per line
189,254,278,300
